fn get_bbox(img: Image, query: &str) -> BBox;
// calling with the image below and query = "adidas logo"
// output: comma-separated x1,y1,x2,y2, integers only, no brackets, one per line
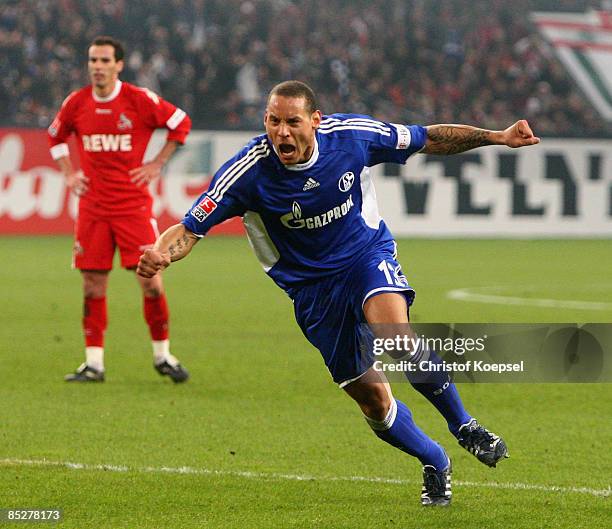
302,178,320,191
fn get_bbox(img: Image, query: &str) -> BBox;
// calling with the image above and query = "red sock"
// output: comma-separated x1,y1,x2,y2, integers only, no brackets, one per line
83,297,107,347
144,294,169,341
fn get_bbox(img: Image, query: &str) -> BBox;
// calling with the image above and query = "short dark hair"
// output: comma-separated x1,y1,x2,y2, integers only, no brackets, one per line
89,36,125,62
268,81,318,114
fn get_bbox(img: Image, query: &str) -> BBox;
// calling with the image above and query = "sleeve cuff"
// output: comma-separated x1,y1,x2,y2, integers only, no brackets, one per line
50,143,69,160
181,218,205,237
167,131,188,145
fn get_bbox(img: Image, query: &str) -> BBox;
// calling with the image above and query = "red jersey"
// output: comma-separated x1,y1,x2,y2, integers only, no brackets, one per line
48,81,191,216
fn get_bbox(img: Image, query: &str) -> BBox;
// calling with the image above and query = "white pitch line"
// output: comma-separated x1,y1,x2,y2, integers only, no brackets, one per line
1,458,609,498
447,287,612,311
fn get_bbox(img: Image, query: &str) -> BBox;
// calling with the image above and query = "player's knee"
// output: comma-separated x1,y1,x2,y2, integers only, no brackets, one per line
82,272,108,298
83,282,105,298
357,390,392,422
362,400,392,422
362,405,386,422
364,397,397,437
142,284,162,298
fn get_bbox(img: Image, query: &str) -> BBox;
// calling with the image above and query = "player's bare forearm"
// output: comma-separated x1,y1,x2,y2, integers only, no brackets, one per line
155,223,199,263
423,125,495,155
152,140,180,166
55,155,89,196
137,224,199,278
55,155,74,176
422,120,540,155
129,141,180,185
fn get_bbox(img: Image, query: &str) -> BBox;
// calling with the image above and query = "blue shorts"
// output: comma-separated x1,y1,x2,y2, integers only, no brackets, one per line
290,242,415,386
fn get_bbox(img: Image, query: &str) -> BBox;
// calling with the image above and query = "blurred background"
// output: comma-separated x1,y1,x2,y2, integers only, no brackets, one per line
2,0,611,135
0,0,610,237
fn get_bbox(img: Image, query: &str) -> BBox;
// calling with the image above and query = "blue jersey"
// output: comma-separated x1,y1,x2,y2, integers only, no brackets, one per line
182,114,427,291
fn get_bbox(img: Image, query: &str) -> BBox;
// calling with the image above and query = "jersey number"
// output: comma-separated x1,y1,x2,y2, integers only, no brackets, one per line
377,260,407,287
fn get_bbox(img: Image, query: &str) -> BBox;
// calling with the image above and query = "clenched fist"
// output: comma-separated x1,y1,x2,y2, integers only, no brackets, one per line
137,248,171,278
500,120,540,148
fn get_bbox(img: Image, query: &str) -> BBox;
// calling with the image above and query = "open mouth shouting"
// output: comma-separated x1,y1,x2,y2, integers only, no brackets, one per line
278,143,297,161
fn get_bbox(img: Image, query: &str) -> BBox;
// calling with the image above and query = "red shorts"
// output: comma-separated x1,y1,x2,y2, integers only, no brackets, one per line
73,212,159,270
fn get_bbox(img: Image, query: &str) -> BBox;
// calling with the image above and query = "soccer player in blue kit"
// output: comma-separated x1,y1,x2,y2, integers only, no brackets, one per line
137,81,540,506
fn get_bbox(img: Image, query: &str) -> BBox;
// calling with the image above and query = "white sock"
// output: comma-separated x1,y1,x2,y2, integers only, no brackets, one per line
152,340,179,366
85,346,104,371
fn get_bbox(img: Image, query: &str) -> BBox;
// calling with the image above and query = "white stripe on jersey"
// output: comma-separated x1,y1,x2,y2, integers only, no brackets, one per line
209,139,270,201
166,108,187,130
213,145,269,201
318,125,391,137
208,140,268,198
359,167,381,229
243,210,280,272
209,140,270,200
319,117,391,133
320,116,390,129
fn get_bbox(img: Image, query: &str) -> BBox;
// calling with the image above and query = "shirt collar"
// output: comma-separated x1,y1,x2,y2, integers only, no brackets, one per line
92,80,122,103
275,136,320,171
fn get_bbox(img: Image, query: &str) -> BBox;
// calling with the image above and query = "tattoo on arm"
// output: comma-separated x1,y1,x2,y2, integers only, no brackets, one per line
167,234,191,259
425,125,493,155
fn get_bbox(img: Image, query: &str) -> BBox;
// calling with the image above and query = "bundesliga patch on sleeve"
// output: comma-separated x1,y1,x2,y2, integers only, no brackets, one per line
191,196,217,222
48,117,61,137
393,124,411,149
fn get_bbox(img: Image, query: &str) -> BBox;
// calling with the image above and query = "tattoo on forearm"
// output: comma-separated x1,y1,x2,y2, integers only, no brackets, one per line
426,125,493,155
167,234,191,259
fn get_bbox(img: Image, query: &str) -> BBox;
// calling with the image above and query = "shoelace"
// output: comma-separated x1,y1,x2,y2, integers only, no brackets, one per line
423,471,445,496
460,424,498,454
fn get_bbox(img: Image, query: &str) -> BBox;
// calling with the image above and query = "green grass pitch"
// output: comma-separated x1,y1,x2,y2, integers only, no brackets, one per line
1,236,610,528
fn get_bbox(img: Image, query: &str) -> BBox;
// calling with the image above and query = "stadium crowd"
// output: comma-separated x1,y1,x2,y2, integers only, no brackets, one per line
1,0,609,136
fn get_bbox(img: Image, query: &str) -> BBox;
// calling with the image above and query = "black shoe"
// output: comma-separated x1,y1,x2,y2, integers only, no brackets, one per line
64,363,105,382
154,360,189,383
457,419,508,467
421,457,452,506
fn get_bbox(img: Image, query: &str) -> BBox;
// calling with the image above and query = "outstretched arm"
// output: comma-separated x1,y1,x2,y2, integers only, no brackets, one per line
422,120,540,155
137,223,200,278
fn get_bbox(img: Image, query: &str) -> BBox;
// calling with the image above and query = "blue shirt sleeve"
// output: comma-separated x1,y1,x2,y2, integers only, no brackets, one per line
366,122,427,166
321,113,426,167
182,137,267,235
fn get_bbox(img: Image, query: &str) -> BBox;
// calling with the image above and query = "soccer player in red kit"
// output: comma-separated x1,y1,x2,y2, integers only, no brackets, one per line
48,36,192,383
